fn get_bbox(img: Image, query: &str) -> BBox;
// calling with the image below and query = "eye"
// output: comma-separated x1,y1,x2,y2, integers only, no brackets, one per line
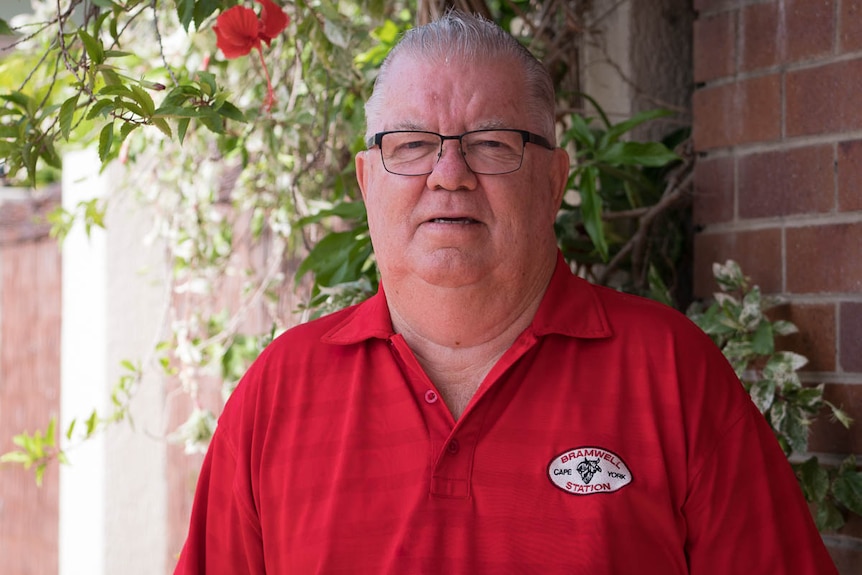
465,132,519,156
471,136,506,149
401,139,436,150
388,134,439,156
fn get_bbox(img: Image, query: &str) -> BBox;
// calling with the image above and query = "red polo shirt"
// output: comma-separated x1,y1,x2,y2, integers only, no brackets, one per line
174,255,837,574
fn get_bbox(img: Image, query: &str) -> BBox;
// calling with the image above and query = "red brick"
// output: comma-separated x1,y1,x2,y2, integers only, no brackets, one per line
693,228,783,297
786,223,862,293
693,155,735,226
772,303,837,371
0,237,61,575
694,0,737,13
740,3,779,72
0,186,60,245
840,0,862,53
785,0,836,62
737,145,835,218
808,383,862,454
827,541,862,575
837,140,862,212
840,302,862,372
693,74,781,152
787,59,862,137
694,12,736,83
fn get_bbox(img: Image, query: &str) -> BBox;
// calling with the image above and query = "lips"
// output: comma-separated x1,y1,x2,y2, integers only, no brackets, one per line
428,217,479,224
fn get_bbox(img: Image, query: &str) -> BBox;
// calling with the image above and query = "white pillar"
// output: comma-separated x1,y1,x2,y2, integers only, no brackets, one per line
59,149,168,575
60,148,108,575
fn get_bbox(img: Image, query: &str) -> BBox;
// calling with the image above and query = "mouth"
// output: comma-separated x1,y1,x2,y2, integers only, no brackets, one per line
427,217,480,224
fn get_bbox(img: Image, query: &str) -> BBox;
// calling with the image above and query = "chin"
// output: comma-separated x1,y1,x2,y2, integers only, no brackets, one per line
422,261,493,289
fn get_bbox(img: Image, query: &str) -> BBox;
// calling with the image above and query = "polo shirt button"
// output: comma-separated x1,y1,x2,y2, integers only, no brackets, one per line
447,439,460,454
424,390,438,404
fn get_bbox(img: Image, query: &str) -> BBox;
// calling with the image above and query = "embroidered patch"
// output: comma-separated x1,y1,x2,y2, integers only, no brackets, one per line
547,446,633,495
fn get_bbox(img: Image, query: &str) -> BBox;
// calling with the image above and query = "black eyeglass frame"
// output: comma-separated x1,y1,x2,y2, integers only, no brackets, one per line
365,128,555,176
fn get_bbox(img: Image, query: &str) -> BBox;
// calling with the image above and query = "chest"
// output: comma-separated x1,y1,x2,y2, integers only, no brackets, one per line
253,338,697,573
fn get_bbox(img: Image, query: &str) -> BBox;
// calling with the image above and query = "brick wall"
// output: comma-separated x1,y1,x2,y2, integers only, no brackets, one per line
0,187,61,575
693,0,862,570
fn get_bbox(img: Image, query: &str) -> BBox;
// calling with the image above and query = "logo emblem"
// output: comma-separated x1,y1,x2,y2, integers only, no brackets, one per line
548,446,633,495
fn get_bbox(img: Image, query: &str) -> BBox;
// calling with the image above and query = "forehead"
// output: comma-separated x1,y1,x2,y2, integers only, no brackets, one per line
373,54,530,132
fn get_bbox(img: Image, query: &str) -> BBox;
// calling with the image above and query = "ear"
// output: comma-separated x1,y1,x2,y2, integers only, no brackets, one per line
356,151,370,202
549,147,570,213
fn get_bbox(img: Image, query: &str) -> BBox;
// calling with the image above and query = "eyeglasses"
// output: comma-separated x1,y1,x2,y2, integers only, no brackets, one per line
366,129,554,176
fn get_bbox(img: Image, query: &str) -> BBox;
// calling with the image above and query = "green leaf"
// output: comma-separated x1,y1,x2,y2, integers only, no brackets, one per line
714,260,747,292
814,500,845,532
0,125,19,138
772,320,799,336
829,404,854,428
296,230,373,287
772,351,808,373
565,114,595,149
153,105,200,119
90,0,118,10
602,108,673,144
781,405,810,454
119,121,138,141
85,409,99,437
297,201,368,226
194,0,221,29
59,94,79,140
78,29,105,65
45,418,56,447
99,66,123,86
750,379,776,413
41,138,62,169
792,385,824,410
833,469,862,516
598,141,679,167
176,0,195,30
177,117,190,144
152,118,173,138
796,456,829,502
2,91,34,114
196,72,217,97
197,109,224,133
98,85,134,98
0,18,14,36
217,101,246,123
86,98,115,119
768,401,788,451
578,166,608,261
0,451,30,464
129,84,156,116
751,321,774,355
98,122,114,163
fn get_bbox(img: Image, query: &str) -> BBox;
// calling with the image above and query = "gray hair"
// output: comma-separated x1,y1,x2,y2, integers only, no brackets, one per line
364,11,557,144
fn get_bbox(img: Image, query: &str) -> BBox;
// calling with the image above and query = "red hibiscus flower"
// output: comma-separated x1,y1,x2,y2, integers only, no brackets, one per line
214,0,290,111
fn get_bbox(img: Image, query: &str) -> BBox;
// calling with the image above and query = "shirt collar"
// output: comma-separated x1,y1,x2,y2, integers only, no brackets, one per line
321,251,613,345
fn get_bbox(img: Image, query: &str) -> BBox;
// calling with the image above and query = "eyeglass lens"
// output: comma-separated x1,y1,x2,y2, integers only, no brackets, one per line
380,130,526,176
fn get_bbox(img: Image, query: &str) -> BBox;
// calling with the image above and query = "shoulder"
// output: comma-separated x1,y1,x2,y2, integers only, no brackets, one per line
592,283,701,334
218,298,383,420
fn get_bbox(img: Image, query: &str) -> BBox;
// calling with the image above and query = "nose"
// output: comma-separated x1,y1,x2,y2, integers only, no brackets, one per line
426,140,476,190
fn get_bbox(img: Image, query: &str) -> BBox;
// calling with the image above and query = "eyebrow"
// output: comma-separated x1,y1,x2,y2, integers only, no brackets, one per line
384,119,510,133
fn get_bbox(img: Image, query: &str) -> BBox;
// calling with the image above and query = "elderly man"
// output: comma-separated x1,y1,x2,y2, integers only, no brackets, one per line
174,11,838,574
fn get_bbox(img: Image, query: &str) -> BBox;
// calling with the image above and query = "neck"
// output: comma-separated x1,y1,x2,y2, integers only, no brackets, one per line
384,256,556,418
387,275,547,351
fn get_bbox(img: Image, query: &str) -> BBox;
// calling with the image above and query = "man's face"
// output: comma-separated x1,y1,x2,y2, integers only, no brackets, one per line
356,55,569,291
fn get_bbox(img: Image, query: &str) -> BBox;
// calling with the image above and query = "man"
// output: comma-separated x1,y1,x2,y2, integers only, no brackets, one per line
174,11,838,574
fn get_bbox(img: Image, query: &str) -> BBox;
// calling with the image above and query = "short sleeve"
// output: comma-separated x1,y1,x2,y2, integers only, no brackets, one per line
683,401,838,574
